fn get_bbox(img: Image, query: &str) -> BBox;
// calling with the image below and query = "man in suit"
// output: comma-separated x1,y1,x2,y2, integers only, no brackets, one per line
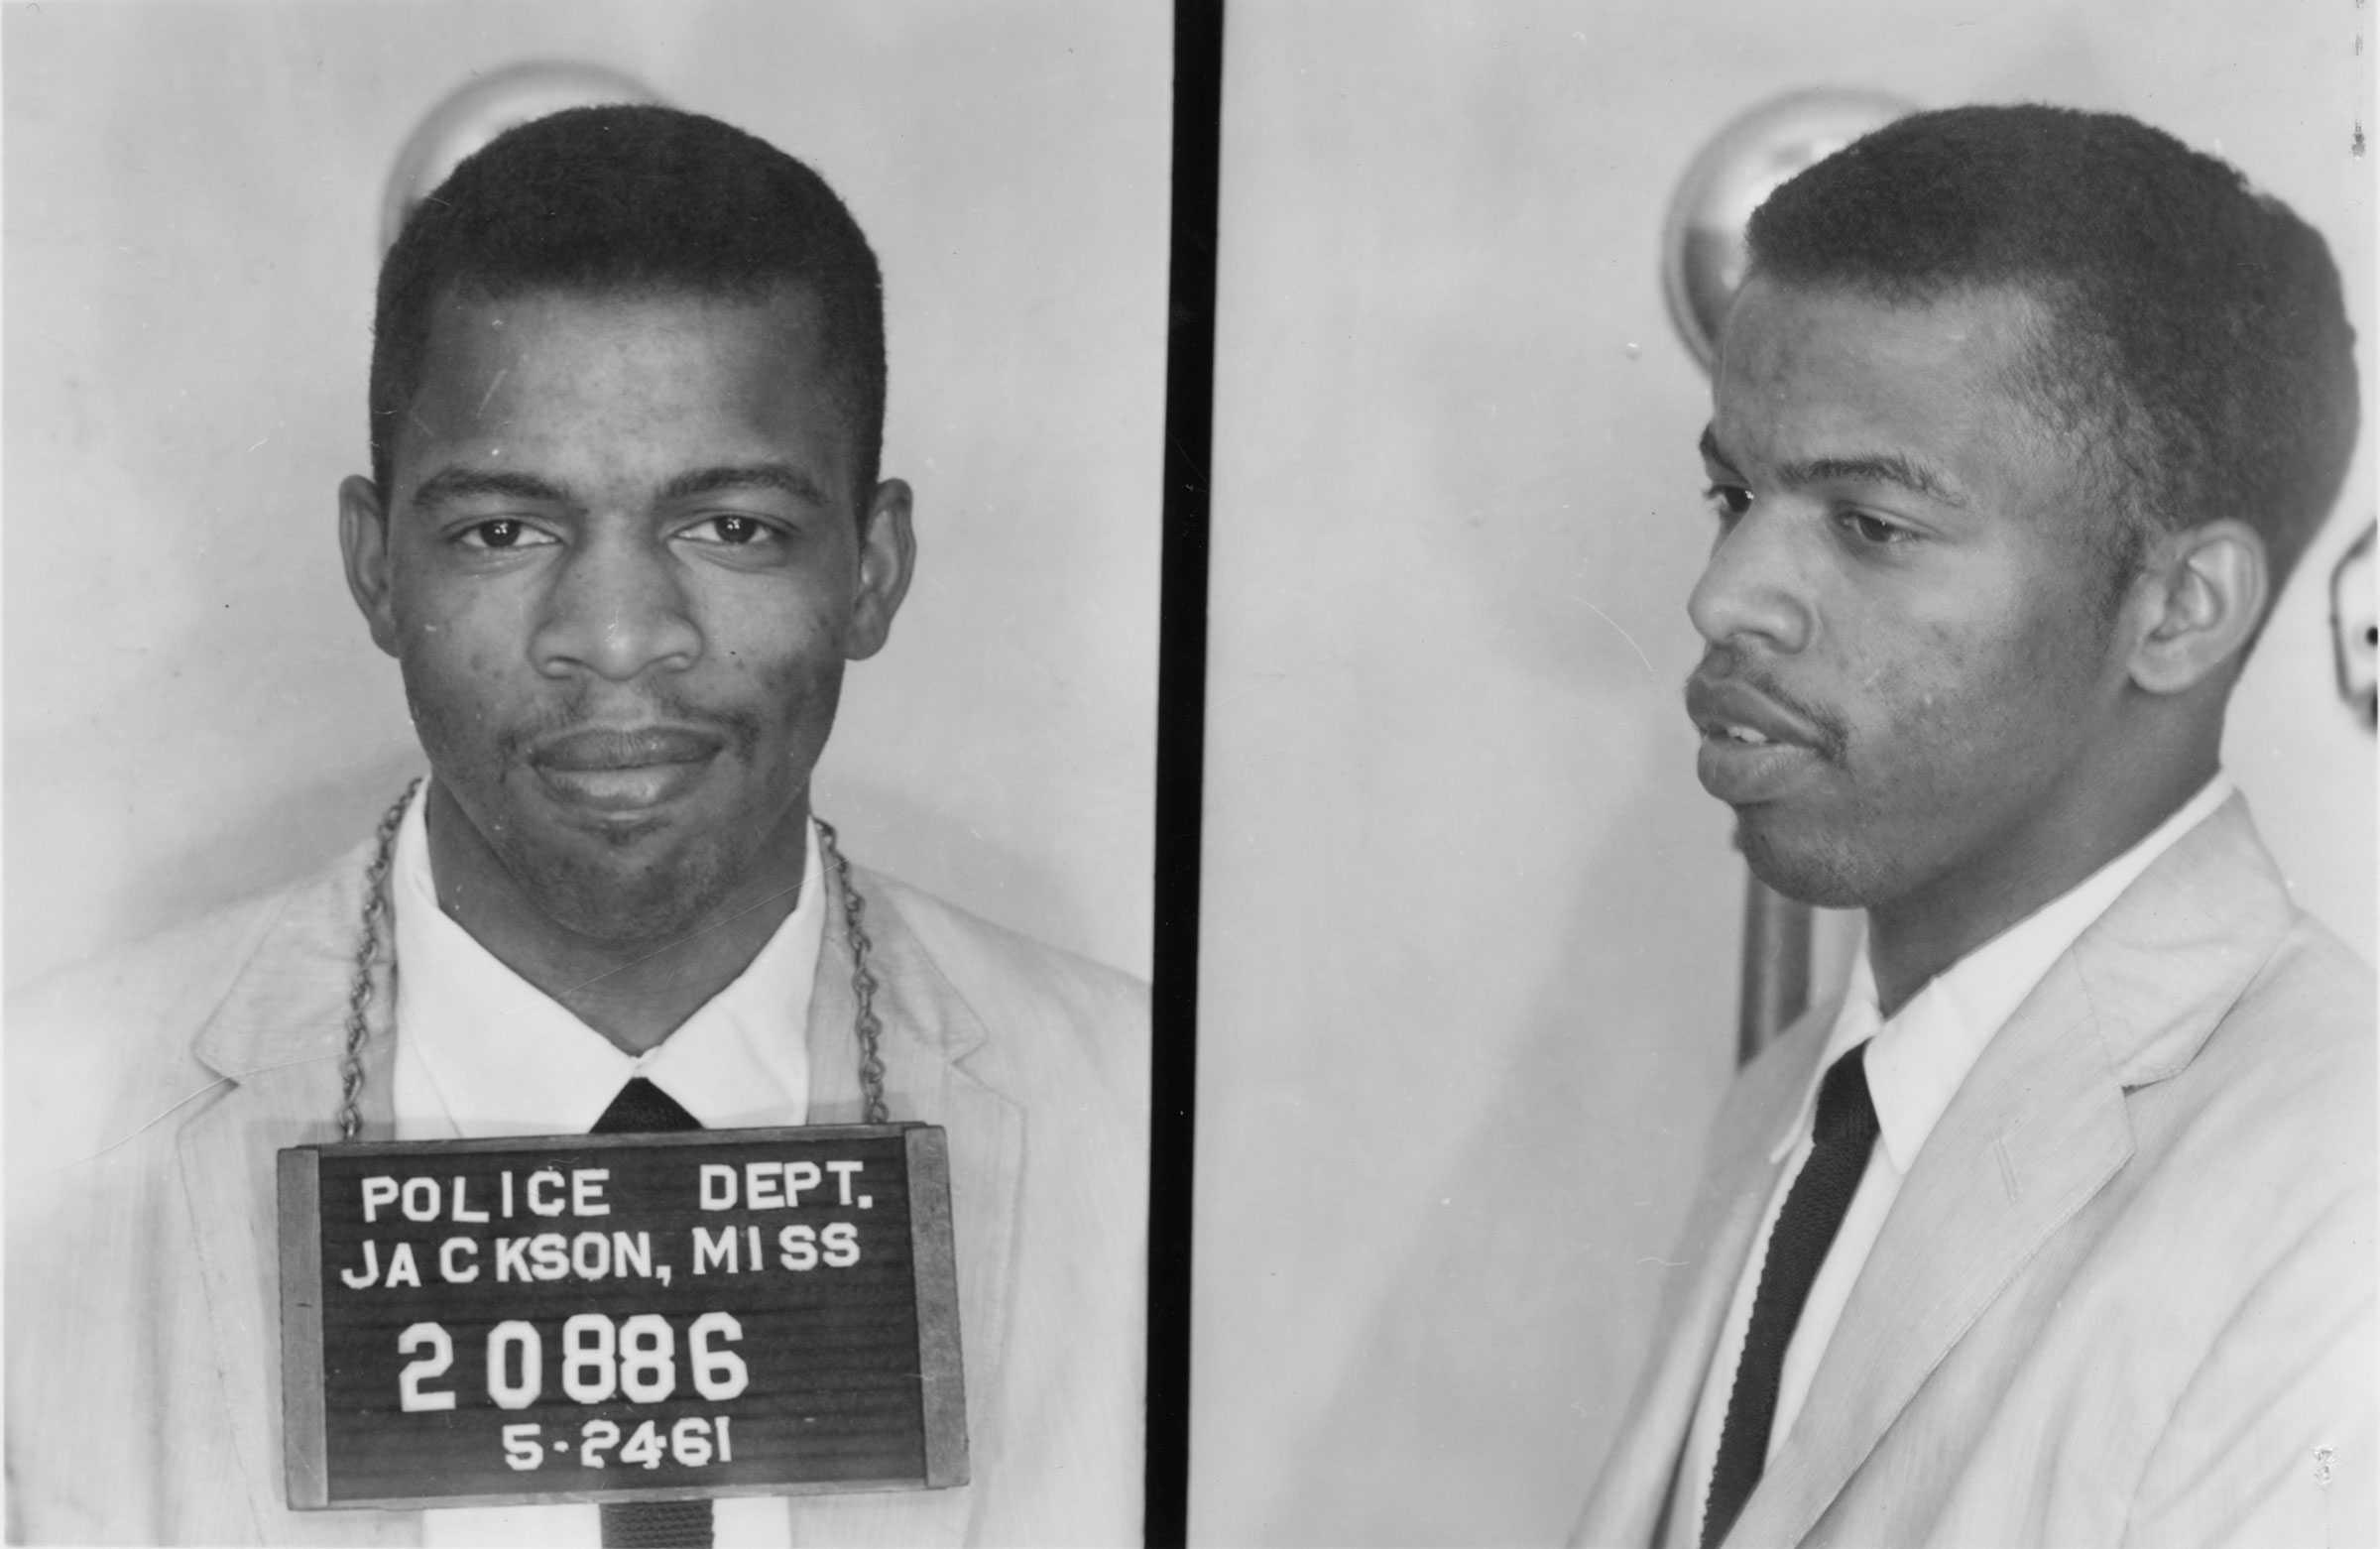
1578,106,2373,1548
6,106,1146,1546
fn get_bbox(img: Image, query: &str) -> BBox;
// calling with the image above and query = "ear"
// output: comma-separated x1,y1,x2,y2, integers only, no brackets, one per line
2125,519,2269,695
338,474,403,658
846,478,916,661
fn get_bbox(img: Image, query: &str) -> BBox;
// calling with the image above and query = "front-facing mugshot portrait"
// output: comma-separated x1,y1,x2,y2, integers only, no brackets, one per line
4,5,1164,1545
1193,2,2373,1545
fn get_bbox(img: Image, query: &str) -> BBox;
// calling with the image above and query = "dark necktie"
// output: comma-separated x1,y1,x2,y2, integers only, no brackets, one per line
1702,1041,1880,1549
590,1077,714,1549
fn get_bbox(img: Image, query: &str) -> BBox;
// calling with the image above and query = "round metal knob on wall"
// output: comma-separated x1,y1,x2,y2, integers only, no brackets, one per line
1660,87,1912,371
382,62,665,252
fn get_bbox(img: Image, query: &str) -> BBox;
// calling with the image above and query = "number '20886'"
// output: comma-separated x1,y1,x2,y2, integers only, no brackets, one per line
396,1310,750,1410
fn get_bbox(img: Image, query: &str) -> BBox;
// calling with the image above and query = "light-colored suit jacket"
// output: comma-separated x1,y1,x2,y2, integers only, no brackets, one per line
1576,797,2376,1549
6,831,1148,1547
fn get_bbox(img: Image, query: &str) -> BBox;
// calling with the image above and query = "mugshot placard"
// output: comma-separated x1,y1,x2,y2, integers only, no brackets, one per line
277,1125,965,1510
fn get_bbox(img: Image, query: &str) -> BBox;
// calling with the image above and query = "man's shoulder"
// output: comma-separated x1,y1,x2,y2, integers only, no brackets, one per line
6,847,366,1166
2107,798,2372,1158
852,863,1149,1086
2156,905,2375,1159
2235,904,2373,1040
853,864,1147,1018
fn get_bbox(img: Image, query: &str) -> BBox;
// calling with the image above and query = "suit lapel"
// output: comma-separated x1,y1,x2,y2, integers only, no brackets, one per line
804,858,1023,1541
1731,970,2129,1548
1729,796,2298,1548
180,842,412,1544
1576,1006,1839,1548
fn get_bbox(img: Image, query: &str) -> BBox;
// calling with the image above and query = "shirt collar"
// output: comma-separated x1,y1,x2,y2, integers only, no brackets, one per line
1773,772,2236,1171
390,783,823,1138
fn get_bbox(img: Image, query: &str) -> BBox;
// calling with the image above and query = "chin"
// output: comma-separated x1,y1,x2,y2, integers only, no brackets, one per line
506,831,743,948
1735,815,1879,911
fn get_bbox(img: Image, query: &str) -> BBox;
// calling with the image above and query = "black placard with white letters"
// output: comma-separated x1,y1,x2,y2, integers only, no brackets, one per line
278,1124,965,1510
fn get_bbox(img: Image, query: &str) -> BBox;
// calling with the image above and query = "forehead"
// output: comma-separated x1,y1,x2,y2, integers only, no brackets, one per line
395,283,849,497
1710,278,2067,488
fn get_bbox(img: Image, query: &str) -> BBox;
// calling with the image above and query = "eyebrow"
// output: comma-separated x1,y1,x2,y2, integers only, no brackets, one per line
406,461,833,513
1698,425,1966,508
1780,452,1968,508
657,462,832,508
408,467,570,511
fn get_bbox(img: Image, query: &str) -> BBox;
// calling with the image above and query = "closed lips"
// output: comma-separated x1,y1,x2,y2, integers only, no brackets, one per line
533,728,722,771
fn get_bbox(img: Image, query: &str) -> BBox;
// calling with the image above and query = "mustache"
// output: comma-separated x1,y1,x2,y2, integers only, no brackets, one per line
495,691,766,764
1684,647,1850,762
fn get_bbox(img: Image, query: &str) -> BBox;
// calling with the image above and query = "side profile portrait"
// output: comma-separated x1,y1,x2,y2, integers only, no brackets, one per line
1578,104,2373,1548
7,103,1147,1546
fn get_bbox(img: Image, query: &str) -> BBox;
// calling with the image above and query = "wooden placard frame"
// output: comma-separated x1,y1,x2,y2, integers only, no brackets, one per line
279,1123,965,1511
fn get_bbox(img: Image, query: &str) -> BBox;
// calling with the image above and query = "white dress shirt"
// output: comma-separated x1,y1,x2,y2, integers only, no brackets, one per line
389,783,824,1548
1668,774,2237,1548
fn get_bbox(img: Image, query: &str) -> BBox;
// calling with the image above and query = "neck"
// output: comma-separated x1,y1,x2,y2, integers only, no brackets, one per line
1865,745,2216,1020
423,784,811,1055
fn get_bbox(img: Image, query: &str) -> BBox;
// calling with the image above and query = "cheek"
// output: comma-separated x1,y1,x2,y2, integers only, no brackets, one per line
710,590,851,682
685,595,852,757
747,647,848,748
390,600,537,767
392,562,535,683
401,615,514,701
1858,601,2106,792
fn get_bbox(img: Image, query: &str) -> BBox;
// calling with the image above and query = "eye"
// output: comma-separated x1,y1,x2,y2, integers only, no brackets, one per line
456,519,554,551
1835,509,1914,546
1703,483,1753,523
679,515,781,546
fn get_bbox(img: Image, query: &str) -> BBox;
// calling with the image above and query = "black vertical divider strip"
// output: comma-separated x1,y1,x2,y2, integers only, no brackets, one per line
1147,2,1223,1545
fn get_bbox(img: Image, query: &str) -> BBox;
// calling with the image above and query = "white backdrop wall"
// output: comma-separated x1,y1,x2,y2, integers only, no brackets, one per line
1192,2,2372,1543
3,0,1166,989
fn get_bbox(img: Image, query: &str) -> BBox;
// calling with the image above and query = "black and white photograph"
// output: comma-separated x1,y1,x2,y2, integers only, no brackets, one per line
1191,1,2372,1544
5,3,1165,1543
6,1,2376,1546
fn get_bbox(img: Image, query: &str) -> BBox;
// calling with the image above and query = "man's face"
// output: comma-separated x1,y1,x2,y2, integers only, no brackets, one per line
1686,278,2140,916
343,285,910,945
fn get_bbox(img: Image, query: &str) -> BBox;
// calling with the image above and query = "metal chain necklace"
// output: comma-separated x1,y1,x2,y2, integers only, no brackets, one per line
336,781,890,1139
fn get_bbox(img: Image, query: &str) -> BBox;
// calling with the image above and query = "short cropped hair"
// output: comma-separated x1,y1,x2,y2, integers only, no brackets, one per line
1745,103,2359,593
369,104,886,503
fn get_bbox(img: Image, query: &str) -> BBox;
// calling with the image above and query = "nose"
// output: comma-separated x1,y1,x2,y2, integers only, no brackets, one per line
1687,504,1816,655
531,530,704,681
